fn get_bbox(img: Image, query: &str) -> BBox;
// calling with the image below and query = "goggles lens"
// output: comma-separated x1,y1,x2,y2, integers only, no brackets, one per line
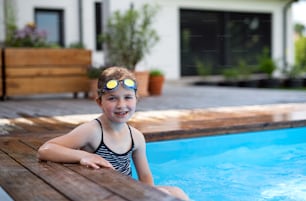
123,79,136,88
103,79,137,92
106,80,119,89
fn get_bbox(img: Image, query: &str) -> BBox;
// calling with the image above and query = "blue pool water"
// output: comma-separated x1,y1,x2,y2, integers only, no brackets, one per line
136,127,306,201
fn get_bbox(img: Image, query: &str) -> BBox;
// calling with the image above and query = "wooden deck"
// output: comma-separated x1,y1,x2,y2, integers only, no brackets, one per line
1,103,306,201
0,135,181,201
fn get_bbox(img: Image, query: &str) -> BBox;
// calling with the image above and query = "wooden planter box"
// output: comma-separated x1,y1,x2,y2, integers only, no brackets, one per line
0,49,2,97
1,48,91,98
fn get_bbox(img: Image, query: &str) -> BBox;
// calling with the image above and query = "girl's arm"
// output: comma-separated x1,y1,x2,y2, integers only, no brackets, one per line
131,128,154,185
37,120,113,169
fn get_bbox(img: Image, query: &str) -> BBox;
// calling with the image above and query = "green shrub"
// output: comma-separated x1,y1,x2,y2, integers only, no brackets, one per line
99,4,160,71
87,67,103,79
222,68,240,81
69,42,86,49
258,47,276,78
149,69,164,76
195,59,212,76
295,36,306,72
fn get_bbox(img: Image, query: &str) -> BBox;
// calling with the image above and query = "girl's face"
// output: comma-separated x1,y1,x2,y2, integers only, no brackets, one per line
98,86,137,123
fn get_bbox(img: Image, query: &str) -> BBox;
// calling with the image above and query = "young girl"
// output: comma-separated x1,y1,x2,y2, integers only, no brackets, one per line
38,66,189,201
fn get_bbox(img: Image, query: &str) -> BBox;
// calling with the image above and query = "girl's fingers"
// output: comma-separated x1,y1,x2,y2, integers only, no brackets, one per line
80,155,114,170
97,160,114,169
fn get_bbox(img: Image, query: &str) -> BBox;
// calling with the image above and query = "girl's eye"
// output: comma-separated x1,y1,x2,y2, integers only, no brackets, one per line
125,95,134,100
107,96,117,101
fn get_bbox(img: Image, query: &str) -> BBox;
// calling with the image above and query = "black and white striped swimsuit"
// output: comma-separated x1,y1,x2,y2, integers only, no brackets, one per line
94,119,135,176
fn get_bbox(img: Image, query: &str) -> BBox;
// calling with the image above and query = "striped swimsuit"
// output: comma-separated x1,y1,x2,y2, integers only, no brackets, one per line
94,119,135,176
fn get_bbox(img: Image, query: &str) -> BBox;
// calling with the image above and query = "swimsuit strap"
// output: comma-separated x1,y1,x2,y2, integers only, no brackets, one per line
94,118,134,146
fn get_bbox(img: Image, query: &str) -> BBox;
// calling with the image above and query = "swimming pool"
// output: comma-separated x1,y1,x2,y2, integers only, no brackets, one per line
140,127,306,201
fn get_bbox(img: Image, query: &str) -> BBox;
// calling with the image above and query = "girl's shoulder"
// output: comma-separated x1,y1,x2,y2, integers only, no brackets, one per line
74,119,100,132
67,119,101,142
68,119,102,151
128,125,146,145
128,125,142,137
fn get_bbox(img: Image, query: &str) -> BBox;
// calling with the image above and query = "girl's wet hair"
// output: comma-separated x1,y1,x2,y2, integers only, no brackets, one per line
97,66,136,97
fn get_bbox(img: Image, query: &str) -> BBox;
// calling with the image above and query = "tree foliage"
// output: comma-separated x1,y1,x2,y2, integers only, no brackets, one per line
100,4,160,71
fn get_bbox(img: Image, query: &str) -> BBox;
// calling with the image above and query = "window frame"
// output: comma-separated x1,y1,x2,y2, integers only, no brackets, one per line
34,8,65,47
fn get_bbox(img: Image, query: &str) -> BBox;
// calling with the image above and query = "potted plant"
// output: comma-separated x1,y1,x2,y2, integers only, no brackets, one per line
87,66,103,99
220,67,240,87
257,47,281,88
148,69,164,95
283,64,304,88
99,3,160,96
236,59,259,88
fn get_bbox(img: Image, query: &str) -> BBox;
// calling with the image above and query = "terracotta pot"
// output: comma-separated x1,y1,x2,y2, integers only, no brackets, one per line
89,79,98,99
134,71,150,97
149,75,164,95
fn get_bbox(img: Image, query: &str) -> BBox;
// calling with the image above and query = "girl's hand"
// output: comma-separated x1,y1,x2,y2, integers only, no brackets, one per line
80,154,114,170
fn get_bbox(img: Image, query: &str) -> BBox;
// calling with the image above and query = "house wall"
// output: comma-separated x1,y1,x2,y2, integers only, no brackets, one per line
0,0,5,44
113,0,293,79
0,0,104,66
14,0,80,46
81,0,105,66
0,0,294,80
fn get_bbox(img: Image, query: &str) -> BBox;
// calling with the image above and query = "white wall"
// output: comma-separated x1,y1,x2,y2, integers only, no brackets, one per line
109,0,292,79
14,0,79,47
286,6,295,67
133,0,292,79
1,0,294,80
0,0,5,44
10,0,105,66
82,0,104,66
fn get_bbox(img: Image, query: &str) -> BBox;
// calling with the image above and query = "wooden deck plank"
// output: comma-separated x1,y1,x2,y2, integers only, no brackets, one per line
17,113,77,133
5,114,76,135
0,137,184,201
0,137,183,200
101,195,127,201
69,165,181,201
34,162,113,201
0,139,114,201
0,187,14,201
2,104,306,200
0,150,68,201
20,137,47,150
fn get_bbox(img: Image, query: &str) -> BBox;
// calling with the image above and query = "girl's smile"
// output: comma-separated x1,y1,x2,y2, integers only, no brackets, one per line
100,86,137,123
114,110,129,118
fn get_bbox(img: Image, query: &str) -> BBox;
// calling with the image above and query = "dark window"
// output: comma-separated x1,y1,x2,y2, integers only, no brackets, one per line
35,9,64,47
180,9,271,76
95,2,103,50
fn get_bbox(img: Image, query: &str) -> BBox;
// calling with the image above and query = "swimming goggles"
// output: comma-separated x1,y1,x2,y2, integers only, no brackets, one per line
102,79,137,92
